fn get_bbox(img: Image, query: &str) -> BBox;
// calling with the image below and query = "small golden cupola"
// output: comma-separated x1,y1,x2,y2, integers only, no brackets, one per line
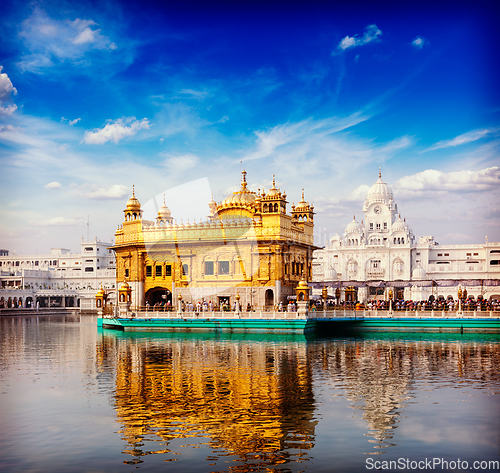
208,194,218,218
156,195,173,225
291,189,314,224
124,185,142,221
261,175,287,213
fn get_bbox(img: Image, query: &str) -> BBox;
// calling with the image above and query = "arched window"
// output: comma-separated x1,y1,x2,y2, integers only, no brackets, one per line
263,203,268,212
274,203,278,212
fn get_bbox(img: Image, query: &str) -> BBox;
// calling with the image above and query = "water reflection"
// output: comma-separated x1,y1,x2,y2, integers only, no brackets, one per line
97,332,317,469
96,331,500,469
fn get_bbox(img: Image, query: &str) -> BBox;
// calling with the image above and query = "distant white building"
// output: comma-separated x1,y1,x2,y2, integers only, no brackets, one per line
0,238,116,309
313,171,500,302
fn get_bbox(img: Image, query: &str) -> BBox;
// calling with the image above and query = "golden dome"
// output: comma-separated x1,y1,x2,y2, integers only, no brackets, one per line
158,195,171,219
120,281,130,290
220,170,257,207
267,175,280,197
126,185,141,211
297,279,309,289
294,189,309,210
96,283,105,296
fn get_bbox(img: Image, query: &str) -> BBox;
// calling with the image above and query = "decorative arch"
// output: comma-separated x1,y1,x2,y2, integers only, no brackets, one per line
393,258,404,273
145,287,172,306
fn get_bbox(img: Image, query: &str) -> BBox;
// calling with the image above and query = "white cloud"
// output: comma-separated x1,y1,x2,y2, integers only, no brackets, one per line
393,167,500,194
83,117,150,144
163,153,200,172
178,89,210,99
73,25,98,45
426,128,499,151
35,216,85,226
17,8,117,73
45,181,61,190
61,117,81,125
0,104,18,116
337,24,382,52
412,37,426,49
81,184,130,200
242,113,370,162
0,66,18,116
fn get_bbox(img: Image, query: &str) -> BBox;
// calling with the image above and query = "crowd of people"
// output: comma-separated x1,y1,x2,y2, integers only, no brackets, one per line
143,297,500,313
314,298,500,312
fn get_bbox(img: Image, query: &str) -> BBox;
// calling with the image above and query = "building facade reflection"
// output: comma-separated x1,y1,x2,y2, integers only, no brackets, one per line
97,333,317,468
95,332,500,468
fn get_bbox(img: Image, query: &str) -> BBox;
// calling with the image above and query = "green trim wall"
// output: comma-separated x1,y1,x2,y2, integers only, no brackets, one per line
98,316,500,333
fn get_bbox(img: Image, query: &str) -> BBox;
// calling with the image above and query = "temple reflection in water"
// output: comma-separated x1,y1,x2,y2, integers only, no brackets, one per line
95,332,500,469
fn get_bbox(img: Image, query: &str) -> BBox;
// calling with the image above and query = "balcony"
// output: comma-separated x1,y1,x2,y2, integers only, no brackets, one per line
366,268,385,278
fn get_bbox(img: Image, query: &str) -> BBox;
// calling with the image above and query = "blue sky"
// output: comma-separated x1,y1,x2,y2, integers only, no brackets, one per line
1,0,499,254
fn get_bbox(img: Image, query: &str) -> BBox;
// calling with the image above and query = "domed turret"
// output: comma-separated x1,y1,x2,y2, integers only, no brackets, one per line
291,189,314,223
126,185,141,211
392,215,407,232
208,194,218,217
124,185,142,221
267,175,280,197
367,169,393,202
219,170,257,211
412,263,426,280
363,169,397,212
345,215,363,234
157,195,173,224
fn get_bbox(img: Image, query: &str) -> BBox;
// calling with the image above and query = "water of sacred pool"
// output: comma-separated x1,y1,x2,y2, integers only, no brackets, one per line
0,314,499,472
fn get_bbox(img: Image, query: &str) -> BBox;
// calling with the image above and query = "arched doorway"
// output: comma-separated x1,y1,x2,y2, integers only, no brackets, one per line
145,287,172,308
265,289,274,307
344,286,357,303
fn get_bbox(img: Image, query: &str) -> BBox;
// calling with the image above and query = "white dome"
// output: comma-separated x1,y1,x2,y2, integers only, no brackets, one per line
392,216,407,232
345,216,363,234
367,176,393,204
412,264,426,280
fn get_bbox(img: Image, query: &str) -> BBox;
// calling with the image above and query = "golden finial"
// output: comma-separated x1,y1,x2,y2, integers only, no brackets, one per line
379,167,381,178
272,175,276,188
132,184,135,196
241,169,247,189
163,194,166,205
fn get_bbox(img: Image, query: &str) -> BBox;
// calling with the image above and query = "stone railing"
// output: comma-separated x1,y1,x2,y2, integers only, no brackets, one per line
309,309,500,318
133,309,306,320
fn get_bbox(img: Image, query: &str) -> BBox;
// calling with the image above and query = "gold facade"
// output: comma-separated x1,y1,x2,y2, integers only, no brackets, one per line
112,172,318,308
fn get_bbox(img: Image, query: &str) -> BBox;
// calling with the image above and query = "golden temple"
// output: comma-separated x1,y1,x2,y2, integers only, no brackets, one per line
111,171,318,310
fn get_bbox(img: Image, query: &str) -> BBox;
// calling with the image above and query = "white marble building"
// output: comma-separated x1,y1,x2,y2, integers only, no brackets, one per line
313,172,500,302
0,238,116,309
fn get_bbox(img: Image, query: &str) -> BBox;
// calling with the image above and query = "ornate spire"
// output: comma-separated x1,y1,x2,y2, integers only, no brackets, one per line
241,169,247,190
